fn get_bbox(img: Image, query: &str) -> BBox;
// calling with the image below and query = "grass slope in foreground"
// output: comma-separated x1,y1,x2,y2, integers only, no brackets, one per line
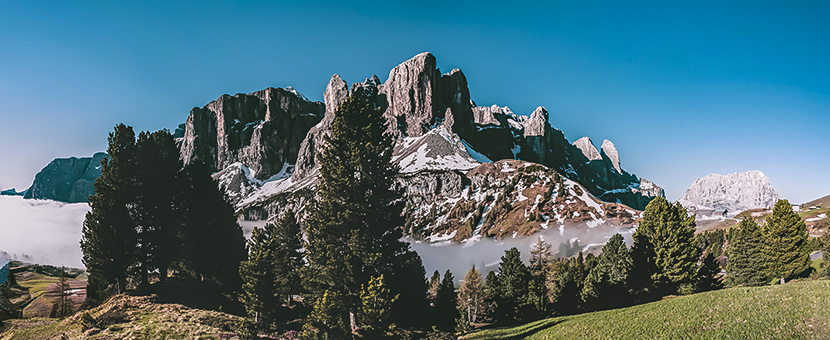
463,279,830,340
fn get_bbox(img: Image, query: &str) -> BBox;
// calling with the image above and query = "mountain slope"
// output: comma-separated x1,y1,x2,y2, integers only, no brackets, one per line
463,279,830,340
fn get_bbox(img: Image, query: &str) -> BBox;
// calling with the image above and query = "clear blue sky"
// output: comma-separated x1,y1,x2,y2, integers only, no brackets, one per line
1,1,828,203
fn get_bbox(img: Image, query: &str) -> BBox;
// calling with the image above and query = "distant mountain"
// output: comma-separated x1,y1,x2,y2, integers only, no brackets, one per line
677,170,779,213
0,188,25,196
23,153,107,203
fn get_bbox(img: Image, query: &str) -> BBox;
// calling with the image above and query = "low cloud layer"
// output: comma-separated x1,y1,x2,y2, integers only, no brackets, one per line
0,196,88,268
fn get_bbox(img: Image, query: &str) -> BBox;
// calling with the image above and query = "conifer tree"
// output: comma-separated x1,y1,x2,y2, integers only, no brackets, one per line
302,94,427,333
582,233,632,310
81,124,138,305
483,271,499,322
457,266,486,327
133,129,182,285
272,212,304,307
180,162,246,292
548,258,582,316
428,270,441,304
358,275,397,338
628,231,658,300
762,199,811,281
634,197,700,292
493,247,530,324
726,218,768,286
434,270,459,331
528,237,553,316
302,290,348,340
240,221,280,332
696,252,721,292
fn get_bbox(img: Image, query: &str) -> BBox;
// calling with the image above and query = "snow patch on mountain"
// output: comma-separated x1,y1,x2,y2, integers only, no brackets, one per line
677,170,780,213
394,125,483,173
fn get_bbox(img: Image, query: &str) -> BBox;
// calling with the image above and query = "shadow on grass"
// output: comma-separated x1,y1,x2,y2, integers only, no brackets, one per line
502,319,563,340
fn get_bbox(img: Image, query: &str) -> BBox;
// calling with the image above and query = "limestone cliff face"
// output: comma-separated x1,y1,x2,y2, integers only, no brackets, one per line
24,152,107,203
179,87,324,180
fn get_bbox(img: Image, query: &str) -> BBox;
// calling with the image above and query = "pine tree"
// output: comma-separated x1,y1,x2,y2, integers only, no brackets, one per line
635,197,700,292
180,162,246,292
582,233,632,311
697,252,721,292
303,94,426,333
81,124,138,305
762,199,811,281
358,275,398,338
133,129,182,285
726,218,768,286
483,271,499,323
272,212,304,307
428,270,441,304
302,289,348,340
434,270,459,331
628,231,658,300
493,247,530,324
548,258,582,316
528,237,553,317
457,266,486,328
240,222,280,332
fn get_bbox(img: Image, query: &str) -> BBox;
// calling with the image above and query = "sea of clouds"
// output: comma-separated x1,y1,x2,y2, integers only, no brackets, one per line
0,196,88,268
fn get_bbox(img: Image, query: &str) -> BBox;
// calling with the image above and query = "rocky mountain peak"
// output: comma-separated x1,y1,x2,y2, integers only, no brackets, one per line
677,170,780,212
601,139,622,174
574,137,602,161
324,74,348,118
522,106,549,137
378,52,441,138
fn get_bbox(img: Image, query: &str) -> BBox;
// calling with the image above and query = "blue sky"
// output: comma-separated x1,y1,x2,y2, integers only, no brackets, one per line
1,1,828,202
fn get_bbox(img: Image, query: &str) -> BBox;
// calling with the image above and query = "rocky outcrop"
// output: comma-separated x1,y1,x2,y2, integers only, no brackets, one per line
0,188,25,196
574,137,602,161
678,171,779,213
179,87,324,181
601,139,622,174
378,52,442,138
24,152,107,203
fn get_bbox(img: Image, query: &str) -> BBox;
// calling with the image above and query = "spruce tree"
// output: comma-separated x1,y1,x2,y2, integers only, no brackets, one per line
240,222,280,332
428,270,441,304
434,270,459,331
180,162,246,292
528,237,553,317
133,129,182,285
483,271,499,323
303,94,426,333
762,199,811,281
696,252,721,292
493,247,530,324
81,124,138,305
357,275,397,338
726,218,768,286
457,266,486,327
548,258,582,316
582,233,631,311
272,212,304,307
635,197,700,292
628,231,658,300
302,289,348,340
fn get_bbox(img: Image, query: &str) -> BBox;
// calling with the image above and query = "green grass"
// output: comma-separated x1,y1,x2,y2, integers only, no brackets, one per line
463,279,830,340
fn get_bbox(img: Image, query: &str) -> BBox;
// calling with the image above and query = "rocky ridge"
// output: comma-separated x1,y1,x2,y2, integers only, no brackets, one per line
23,152,107,203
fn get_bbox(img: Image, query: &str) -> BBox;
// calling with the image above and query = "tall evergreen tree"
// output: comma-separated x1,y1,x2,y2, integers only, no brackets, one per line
582,233,632,311
81,124,138,305
635,197,700,292
133,129,182,285
528,237,553,317
457,266,486,327
302,94,427,332
483,271,499,323
428,270,441,304
696,252,722,292
762,199,811,281
434,270,459,331
726,218,768,287
272,212,304,307
180,162,246,292
357,275,397,338
302,289,348,340
628,231,658,300
548,258,583,316
240,221,280,332
493,247,530,324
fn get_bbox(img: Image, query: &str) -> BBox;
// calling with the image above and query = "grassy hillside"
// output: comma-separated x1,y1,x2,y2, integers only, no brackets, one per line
1,294,243,340
462,279,830,340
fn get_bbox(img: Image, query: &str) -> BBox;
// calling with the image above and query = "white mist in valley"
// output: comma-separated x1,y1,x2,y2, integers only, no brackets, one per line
0,196,634,279
0,196,88,268
408,223,634,281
